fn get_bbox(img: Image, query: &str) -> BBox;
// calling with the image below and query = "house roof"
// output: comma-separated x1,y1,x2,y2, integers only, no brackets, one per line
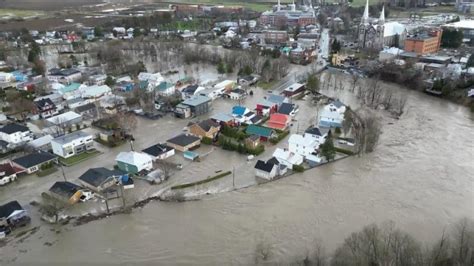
0,163,21,176
52,131,91,145
332,100,344,108
182,95,211,107
47,111,81,125
278,103,295,115
267,94,286,105
0,123,30,134
61,82,81,93
267,157,280,166
0,201,24,219
305,127,322,136
35,98,55,109
246,125,273,137
167,134,200,147
273,148,304,165
116,151,152,166
190,119,220,132
157,81,174,91
81,85,111,98
27,134,53,148
284,83,304,92
289,134,318,147
254,160,276,173
247,134,260,141
75,103,96,113
142,143,174,157
182,84,199,94
49,181,81,199
269,113,289,125
232,105,247,116
211,113,234,123
79,167,124,188
12,152,56,168
250,115,263,124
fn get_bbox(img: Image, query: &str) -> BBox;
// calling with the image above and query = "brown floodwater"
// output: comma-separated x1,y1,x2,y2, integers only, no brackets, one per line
1,80,473,265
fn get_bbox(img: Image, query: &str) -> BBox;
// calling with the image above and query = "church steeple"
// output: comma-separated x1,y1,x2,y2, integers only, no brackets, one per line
379,5,385,24
362,0,370,24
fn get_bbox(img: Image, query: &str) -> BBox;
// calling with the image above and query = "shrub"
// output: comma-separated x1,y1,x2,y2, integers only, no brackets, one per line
270,130,290,144
292,164,305,172
246,145,265,155
201,137,213,145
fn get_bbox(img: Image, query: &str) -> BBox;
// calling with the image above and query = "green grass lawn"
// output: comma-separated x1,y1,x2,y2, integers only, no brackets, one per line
59,150,101,166
167,0,294,12
257,80,278,90
0,9,44,18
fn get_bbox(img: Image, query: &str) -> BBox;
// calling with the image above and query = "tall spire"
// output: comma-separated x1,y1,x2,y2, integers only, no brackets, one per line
277,0,281,11
362,0,370,24
379,5,385,23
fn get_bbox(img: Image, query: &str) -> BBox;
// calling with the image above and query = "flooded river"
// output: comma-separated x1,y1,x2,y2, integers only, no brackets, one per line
1,84,472,264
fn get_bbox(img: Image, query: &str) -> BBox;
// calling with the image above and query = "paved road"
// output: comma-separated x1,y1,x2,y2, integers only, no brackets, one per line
272,28,330,93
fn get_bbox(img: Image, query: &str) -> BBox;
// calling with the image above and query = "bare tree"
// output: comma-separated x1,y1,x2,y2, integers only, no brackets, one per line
350,74,360,93
111,112,137,135
155,160,175,181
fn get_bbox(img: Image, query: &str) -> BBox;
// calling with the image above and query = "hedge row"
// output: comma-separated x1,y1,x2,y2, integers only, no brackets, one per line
171,171,232,190
335,147,355,155
270,130,290,144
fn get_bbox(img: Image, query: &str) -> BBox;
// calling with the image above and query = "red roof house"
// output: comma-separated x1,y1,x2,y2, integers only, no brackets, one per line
267,113,290,130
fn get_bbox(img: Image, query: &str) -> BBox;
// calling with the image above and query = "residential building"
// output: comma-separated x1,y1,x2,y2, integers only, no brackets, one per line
0,72,14,83
288,133,321,166
166,134,201,152
116,152,153,174
254,157,287,180
12,152,57,174
35,98,58,118
245,135,261,149
181,84,205,99
305,127,330,144
267,113,290,130
278,103,298,116
138,72,164,91
237,75,259,86
263,30,289,44
0,201,30,231
318,101,345,128
174,95,211,118
156,81,176,96
272,148,304,170
0,163,22,186
26,134,54,152
74,103,98,120
188,119,221,139
256,99,278,116
142,143,175,160
49,181,83,204
259,1,316,28
246,125,275,141
78,167,125,192
282,83,305,98
213,80,235,93
0,124,33,145
210,113,236,126
47,68,82,83
51,131,93,159
80,85,112,99
228,89,247,100
46,111,82,129
404,29,443,55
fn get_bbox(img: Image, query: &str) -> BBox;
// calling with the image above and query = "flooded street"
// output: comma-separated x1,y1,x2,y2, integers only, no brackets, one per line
1,82,473,264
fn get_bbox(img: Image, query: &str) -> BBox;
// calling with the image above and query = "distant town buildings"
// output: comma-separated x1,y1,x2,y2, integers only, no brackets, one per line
404,29,443,55
358,2,407,50
259,0,317,28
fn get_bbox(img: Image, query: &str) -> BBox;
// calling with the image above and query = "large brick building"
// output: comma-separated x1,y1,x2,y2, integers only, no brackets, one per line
404,29,443,55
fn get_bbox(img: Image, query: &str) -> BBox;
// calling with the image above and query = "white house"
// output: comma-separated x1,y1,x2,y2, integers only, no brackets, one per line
272,148,304,170
116,151,153,174
288,134,320,158
254,157,287,180
0,124,34,145
51,131,94,158
318,101,345,128
80,85,112,99
0,72,15,83
138,72,164,91
47,111,82,127
304,127,330,144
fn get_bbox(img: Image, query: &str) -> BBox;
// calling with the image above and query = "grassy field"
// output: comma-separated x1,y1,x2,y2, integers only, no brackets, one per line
59,150,101,166
0,9,45,19
164,0,294,12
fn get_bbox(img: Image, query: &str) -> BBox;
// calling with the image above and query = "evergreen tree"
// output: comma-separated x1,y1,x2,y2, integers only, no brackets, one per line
320,135,336,161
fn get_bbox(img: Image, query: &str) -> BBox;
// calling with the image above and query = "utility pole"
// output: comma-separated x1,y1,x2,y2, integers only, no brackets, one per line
120,184,126,208
232,166,235,188
59,163,67,181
